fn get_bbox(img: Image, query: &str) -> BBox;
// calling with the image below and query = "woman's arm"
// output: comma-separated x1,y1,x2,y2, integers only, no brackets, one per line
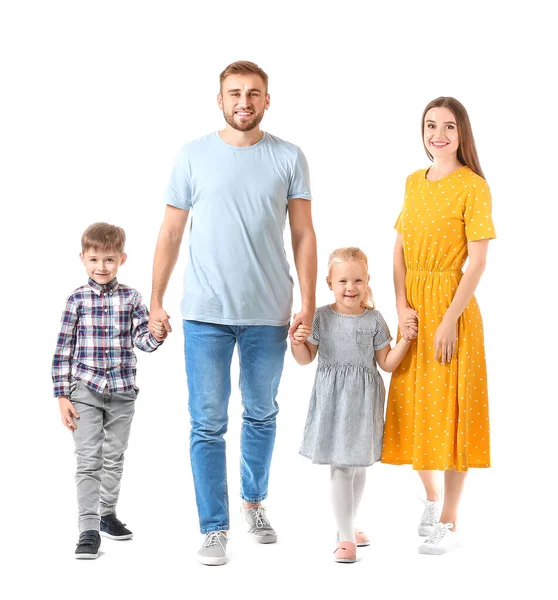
394,233,418,340
434,239,490,364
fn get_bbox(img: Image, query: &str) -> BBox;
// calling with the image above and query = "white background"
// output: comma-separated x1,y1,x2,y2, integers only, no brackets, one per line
1,1,555,598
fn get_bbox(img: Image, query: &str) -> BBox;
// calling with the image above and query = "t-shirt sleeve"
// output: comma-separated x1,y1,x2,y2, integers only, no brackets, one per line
307,310,320,345
287,147,312,200
373,311,392,350
164,149,192,210
463,179,496,241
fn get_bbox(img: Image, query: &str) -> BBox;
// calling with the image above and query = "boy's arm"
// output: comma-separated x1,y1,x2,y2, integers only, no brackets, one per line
132,292,164,352
52,296,79,397
375,338,411,373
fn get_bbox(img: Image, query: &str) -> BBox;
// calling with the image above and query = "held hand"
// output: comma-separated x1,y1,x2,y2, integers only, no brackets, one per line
402,314,418,342
289,309,314,345
58,396,79,431
149,307,172,338
398,306,418,341
293,324,312,344
150,320,168,342
434,318,457,364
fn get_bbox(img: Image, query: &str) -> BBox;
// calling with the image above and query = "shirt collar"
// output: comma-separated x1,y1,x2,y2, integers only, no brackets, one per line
88,277,119,296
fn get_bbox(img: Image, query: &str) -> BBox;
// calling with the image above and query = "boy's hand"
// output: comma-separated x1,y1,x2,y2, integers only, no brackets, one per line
292,323,312,344
149,307,171,338
150,320,168,342
58,396,79,431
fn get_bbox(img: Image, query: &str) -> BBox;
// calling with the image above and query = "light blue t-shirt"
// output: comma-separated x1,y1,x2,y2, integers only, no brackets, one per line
165,131,312,326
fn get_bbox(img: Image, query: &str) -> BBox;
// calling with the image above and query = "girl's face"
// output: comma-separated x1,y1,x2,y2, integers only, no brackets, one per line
327,260,370,314
423,106,459,160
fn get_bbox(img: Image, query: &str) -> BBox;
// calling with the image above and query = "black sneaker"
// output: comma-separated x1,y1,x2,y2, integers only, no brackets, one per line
75,530,101,559
100,514,133,540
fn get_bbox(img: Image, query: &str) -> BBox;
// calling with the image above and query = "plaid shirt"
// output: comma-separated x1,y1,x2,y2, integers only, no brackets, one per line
52,278,162,397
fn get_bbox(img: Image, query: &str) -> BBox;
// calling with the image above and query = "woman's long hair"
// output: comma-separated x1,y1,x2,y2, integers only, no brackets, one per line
421,96,486,180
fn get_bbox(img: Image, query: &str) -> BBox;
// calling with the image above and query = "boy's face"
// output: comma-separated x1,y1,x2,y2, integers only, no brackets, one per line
80,248,127,285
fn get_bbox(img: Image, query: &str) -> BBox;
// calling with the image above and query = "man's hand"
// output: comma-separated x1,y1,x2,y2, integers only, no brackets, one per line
289,309,314,345
293,324,312,344
58,396,79,431
149,307,172,339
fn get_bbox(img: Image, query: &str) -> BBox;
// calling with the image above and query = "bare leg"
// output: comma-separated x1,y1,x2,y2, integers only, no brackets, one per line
440,470,467,531
418,470,442,501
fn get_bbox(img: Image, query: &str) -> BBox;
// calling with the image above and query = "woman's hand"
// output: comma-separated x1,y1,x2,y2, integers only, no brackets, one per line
434,318,457,364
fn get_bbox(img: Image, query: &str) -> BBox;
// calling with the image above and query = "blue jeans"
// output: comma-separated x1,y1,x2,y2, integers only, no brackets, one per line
183,320,288,534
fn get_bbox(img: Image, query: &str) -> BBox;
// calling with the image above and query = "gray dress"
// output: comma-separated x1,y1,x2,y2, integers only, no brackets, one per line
299,305,392,467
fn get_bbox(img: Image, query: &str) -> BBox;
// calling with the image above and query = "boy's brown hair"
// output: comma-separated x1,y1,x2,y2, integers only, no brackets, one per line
81,222,126,254
219,61,269,91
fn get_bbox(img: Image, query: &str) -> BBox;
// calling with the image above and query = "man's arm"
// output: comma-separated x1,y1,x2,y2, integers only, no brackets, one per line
287,198,317,344
148,204,189,335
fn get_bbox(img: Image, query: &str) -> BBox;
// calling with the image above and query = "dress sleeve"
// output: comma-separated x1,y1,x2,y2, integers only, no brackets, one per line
463,179,496,241
394,173,413,233
373,311,392,350
307,309,320,345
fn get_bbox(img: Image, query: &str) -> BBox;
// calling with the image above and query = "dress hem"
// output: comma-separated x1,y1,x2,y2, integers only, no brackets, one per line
380,458,491,472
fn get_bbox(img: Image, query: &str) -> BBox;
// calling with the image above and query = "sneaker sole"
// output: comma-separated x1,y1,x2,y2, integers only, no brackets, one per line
249,534,277,544
100,532,133,540
418,543,461,555
75,552,99,559
198,555,227,566
334,558,356,563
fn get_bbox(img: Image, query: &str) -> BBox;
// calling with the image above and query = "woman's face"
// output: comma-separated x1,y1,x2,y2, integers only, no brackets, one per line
423,106,459,159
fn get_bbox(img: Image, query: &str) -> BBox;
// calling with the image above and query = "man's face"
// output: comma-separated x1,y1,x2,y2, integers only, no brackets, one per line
218,74,269,132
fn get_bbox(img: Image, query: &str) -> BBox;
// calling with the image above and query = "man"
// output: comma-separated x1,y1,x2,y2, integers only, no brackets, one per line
148,61,317,565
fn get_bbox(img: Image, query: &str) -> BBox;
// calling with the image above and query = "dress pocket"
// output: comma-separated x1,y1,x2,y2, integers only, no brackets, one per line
356,329,374,355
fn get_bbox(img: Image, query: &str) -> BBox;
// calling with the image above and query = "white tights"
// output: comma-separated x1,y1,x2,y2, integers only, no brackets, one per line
330,466,366,543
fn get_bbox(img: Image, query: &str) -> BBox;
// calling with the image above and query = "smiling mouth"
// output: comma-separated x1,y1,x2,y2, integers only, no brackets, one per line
235,111,253,117
431,141,449,148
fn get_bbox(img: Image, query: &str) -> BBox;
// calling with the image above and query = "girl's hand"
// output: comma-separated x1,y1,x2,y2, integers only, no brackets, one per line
289,310,314,345
434,318,457,364
58,396,79,431
293,324,312,344
398,305,418,341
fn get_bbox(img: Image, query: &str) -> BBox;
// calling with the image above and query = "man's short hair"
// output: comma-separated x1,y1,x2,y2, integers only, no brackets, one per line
81,222,126,254
219,61,269,91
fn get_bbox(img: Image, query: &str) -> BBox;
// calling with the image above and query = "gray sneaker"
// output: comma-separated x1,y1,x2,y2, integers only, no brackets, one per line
198,531,228,566
242,506,277,544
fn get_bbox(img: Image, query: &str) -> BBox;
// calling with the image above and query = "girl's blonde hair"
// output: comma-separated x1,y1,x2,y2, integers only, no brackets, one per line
327,247,375,310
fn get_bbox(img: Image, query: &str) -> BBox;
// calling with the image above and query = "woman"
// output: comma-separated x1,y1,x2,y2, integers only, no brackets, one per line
381,97,496,554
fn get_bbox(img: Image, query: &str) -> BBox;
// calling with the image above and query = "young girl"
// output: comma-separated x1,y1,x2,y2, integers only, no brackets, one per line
381,97,495,555
291,247,416,563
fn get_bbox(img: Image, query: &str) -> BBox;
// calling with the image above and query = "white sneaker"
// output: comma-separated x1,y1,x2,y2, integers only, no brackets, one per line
418,523,460,555
418,499,441,536
242,505,277,544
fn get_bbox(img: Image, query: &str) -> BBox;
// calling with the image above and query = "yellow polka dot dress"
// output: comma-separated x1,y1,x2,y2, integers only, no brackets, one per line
381,166,495,471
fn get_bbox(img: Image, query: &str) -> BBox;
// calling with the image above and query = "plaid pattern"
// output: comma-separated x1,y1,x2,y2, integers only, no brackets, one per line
52,278,162,397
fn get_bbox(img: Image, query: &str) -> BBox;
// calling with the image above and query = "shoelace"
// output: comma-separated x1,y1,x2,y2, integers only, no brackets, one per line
424,522,453,544
253,506,272,530
204,531,227,550
421,498,441,525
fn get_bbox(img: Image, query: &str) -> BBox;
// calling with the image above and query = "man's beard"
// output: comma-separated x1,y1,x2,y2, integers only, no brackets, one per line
223,109,264,132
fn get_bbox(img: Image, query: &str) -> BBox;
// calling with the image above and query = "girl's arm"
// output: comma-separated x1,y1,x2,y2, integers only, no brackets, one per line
394,233,418,340
291,338,318,366
434,239,490,364
375,338,411,373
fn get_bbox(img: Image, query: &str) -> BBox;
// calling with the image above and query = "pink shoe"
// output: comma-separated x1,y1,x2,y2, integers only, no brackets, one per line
334,541,356,563
355,530,370,547
336,529,370,547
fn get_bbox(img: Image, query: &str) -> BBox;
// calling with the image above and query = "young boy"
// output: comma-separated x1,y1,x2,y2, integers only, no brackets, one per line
52,222,165,559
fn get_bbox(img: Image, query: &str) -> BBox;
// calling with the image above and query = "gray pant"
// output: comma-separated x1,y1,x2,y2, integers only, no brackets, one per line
70,380,137,532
